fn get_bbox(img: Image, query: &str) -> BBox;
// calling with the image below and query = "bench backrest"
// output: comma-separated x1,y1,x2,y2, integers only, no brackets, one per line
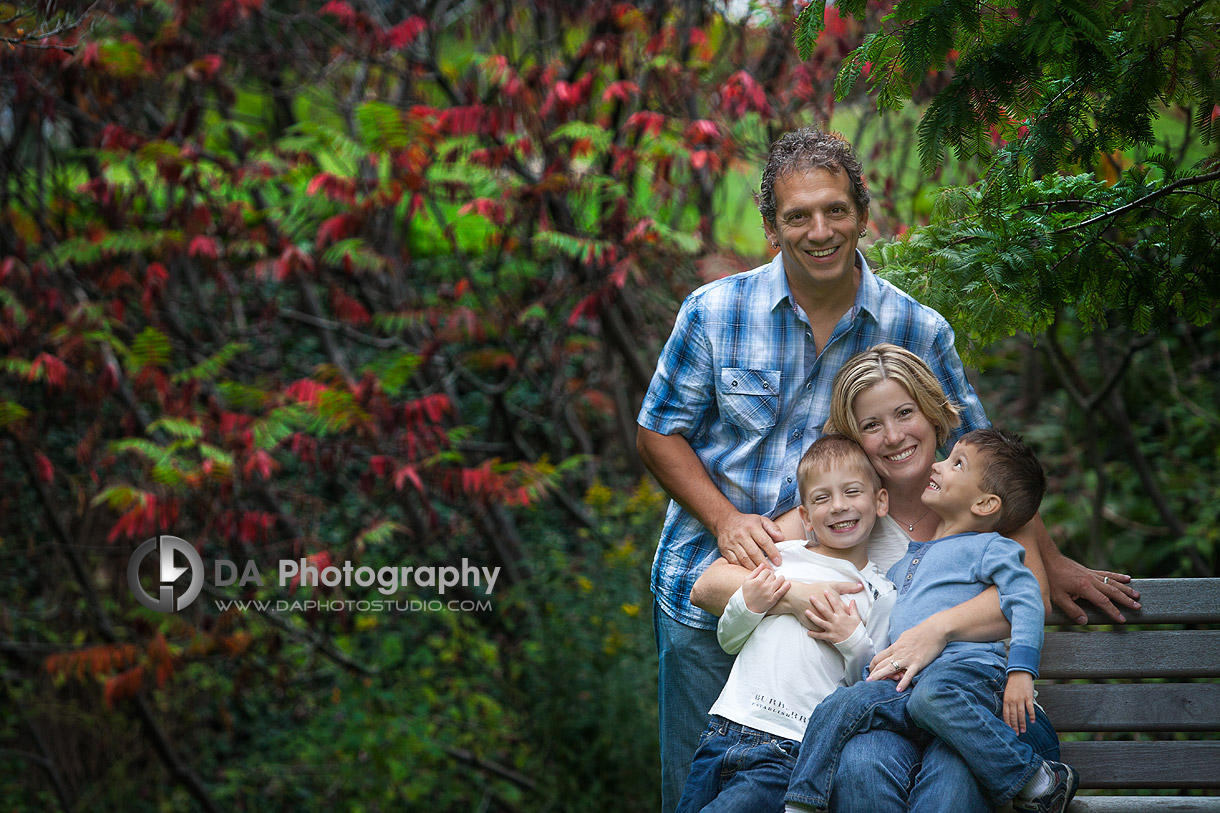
1036,578,1220,797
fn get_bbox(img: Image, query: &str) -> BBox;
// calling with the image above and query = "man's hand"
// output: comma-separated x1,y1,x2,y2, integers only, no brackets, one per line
1044,549,1140,624
741,562,790,614
1003,671,1036,734
867,621,952,692
773,579,865,625
804,589,862,644
713,511,784,568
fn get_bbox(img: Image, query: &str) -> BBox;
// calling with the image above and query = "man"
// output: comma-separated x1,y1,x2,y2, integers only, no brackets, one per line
636,127,1138,813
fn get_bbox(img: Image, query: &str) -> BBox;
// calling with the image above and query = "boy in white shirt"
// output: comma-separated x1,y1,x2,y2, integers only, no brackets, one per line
676,435,898,813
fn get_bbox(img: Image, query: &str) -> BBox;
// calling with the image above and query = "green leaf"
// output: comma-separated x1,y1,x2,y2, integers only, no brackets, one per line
355,101,409,153
172,342,249,384
147,417,203,440
794,0,827,61
130,327,172,371
0,400,29,428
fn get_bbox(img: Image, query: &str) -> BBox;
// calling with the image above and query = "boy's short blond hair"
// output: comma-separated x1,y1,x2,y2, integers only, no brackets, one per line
797,434,881,498
824,344,961,448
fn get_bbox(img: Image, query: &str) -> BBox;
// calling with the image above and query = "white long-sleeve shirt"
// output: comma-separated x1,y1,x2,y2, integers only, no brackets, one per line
709,540,898,740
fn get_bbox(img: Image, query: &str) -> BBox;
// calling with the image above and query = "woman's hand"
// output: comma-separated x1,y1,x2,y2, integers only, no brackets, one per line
804,589,862,644
867,619,951,691
1043,548,1140,624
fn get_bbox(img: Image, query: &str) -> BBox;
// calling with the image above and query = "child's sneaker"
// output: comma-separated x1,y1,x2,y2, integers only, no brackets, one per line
1012,761,1080,813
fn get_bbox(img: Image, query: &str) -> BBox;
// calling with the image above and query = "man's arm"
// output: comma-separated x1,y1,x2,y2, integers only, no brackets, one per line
928,321,1140,625
1026,513,1141,624
691,557,864,618
637,426,783,568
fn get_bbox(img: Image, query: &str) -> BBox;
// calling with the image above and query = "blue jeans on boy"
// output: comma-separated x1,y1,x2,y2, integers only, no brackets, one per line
655,600,736,813
830,709,1059,812
785,658,1042,811
676,716,799,813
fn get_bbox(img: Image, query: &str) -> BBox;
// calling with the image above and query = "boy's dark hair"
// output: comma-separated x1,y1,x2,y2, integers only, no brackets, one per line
756,127,870,229
959,428,1047,535
797,434,881,497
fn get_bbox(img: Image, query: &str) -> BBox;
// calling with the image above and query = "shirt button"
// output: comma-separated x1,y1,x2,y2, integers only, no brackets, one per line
912,558,919,564
805,382,812,390
793,429,802,439
731,380,738,387
906,574,912,580
786,476,793,483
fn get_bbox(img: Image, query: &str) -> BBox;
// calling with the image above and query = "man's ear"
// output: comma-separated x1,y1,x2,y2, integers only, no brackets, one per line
971,493,1001,520
762,217,778,247
875,488,889,518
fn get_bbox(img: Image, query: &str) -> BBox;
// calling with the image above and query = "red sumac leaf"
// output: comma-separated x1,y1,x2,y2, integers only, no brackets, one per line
625,111,665,137
319,1,358,25
289,551,333,593
393,464,423,493
286,379,328,405
369,455,393,478
316,214,358,249
243,449,274,481
185,54,223,82
601,80,639,104
331,287,370,325
103,666,145,708
30,352,68,388
684,119,721,144
306,173,357,204
35,451,54,483
458,198,505,226
188,235,219,259
387,16,425,48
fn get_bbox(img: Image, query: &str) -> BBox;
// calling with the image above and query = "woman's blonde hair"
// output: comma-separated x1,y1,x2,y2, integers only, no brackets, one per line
824,344,961,447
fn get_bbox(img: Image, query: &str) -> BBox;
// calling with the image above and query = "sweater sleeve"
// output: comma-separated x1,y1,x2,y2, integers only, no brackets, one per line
716,587,766,655
836,589,896,685
980,535,1045,676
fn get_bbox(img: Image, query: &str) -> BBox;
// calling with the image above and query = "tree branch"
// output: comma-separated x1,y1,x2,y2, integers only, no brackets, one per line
1054,169,1220,234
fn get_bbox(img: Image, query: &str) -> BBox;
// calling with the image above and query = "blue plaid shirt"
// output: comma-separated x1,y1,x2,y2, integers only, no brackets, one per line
638,251,988,629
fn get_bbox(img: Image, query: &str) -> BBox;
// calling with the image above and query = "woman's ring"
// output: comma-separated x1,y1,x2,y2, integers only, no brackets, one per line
891,660,901,671
1103,577,1110,585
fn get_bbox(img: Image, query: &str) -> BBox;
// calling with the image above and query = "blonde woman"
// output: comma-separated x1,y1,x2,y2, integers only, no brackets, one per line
694,344,1135,810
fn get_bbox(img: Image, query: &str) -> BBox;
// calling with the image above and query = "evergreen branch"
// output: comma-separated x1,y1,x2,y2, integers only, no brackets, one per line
1053,169,1220,233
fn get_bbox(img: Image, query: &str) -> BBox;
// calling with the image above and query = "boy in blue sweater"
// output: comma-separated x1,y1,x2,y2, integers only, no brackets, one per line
784,428,1080,813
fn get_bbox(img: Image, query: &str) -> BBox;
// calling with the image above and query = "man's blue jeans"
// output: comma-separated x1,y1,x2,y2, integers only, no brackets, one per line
655,601,736,813
675,716,798,813
785,659,1042,811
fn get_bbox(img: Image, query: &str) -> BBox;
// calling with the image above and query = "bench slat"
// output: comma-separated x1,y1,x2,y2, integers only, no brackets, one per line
1040,631,1220,679
1047,578,1220,625
1060,741,1220,788
1068,798,1220,812
1037,683,1220,731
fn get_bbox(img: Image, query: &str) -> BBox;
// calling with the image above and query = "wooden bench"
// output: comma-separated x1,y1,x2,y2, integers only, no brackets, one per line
1036,578,1220,812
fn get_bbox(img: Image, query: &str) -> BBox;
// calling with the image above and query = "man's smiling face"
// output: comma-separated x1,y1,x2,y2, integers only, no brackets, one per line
764,166,867,292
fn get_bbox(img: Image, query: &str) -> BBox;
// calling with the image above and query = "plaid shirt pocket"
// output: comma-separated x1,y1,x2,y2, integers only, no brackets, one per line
718,368,780,432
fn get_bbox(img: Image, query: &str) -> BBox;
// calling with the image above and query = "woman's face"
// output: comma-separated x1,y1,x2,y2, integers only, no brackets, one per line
851,378,939,490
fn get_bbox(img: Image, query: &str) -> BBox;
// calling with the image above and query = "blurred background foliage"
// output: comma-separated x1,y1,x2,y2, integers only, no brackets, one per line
0,0,1216,809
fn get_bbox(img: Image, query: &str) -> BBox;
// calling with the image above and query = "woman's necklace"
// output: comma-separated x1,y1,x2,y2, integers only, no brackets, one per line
891,505,931,533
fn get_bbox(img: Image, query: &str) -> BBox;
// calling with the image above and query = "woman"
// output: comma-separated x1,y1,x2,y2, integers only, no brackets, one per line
692,344,1089,810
